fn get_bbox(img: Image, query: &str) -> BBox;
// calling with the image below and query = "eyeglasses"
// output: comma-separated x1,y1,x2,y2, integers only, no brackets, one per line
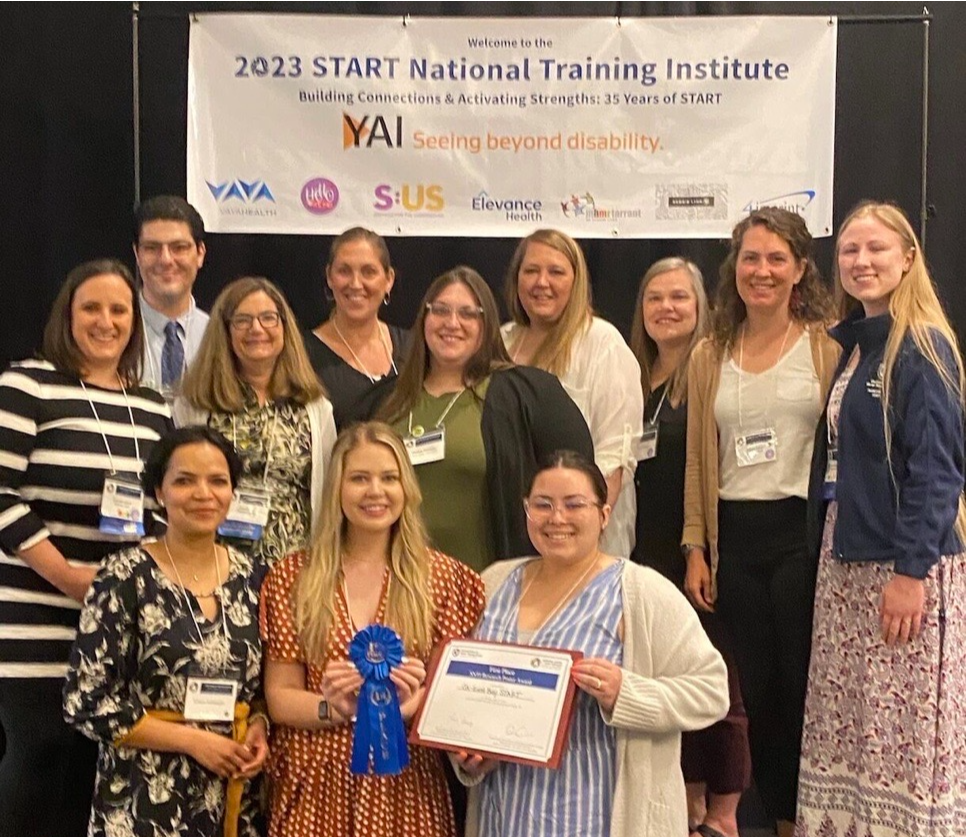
228,311,282,331
425,302,484,323
524,496,602,521
138,240,197,258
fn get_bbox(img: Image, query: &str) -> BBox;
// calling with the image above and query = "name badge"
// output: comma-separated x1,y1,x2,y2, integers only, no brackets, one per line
735,427,778,467
823,445,838,500
640,424,660,461
404,427,445,466
217,482,271,540
99,475,146,536
183,665,242,723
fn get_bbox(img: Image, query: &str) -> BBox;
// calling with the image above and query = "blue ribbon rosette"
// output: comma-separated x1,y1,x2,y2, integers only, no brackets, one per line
348,624,410,776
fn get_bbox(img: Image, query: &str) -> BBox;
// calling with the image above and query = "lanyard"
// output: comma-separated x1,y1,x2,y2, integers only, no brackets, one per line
80,378,142,475
332,320,398,384
408,388,465,436
646,384,669,427
163,539,230,645
736,320,793,428
231,409,280,487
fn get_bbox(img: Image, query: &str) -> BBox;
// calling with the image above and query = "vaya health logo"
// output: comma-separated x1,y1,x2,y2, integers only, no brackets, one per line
301,178,340,215
742,190,816,214
206,178,275,203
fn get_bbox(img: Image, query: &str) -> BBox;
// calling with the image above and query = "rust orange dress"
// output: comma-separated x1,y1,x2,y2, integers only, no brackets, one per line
260,550,485,837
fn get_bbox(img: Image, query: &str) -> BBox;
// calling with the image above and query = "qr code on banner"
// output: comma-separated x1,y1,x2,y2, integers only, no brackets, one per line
655,184,728,220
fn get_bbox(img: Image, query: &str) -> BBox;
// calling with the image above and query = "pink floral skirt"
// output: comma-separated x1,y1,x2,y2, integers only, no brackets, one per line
796,503,966,836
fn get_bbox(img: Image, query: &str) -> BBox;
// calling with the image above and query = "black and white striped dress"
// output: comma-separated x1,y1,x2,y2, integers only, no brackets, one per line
0,360,172,679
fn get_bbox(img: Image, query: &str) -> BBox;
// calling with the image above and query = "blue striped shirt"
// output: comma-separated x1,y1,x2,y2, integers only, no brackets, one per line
476,559,624,837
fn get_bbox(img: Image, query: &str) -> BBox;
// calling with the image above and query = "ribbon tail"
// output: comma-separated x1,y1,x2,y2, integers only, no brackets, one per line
351,694,372,774
371,688,409,776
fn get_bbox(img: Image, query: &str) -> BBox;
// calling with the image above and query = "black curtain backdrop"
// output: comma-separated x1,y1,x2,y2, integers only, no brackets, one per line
1,1,963,368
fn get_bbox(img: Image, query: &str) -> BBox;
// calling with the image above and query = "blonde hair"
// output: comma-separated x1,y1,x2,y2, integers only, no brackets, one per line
835,201,966,543
629,257,710,406
505,229,594,376
180,277,324,412
295,422,435,663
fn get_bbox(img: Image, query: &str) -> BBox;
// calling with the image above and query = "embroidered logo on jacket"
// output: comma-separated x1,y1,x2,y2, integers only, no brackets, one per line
866,364,884,400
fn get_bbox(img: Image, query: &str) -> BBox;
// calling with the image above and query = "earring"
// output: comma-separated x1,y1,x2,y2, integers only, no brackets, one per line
324,286,335,303
383,291,391,306
158,500,165,508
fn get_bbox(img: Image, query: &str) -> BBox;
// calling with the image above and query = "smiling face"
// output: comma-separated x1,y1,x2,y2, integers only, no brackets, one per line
228,290,285,375
155,442,235,537
642,268,699,351
735,224,806,316
134,219,205,312
423,281,484,374
71,273,135,377
837,215,913,317
516,241,576,328
327,238,395,324
340,441,405,535
525,467,610,567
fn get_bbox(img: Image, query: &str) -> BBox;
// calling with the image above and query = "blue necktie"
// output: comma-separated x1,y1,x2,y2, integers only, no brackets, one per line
161,321,185,388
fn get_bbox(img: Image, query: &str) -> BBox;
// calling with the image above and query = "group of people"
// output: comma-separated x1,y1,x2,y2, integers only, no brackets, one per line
0,194,961,837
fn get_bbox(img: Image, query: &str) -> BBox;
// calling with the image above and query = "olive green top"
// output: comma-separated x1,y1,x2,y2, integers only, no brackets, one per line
394,378,493,573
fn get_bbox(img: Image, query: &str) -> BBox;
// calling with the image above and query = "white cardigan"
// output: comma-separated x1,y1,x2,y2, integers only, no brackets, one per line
172,396,336,541
465,558,729,837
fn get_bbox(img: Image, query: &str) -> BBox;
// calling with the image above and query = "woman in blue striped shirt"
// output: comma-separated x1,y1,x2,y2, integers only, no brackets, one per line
458,451,729,837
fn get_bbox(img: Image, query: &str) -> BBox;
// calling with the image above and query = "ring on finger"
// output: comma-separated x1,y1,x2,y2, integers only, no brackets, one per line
594,676,602,690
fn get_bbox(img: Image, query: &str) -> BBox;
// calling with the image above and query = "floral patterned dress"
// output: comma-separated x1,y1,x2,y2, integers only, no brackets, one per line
63,546,263,837
259,550,485,837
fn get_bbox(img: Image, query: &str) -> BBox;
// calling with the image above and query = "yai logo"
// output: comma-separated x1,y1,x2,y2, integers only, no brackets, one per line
343,113,403,149
301,178,339,215
374,184,444,212
742,190,815,214
206,179,275,203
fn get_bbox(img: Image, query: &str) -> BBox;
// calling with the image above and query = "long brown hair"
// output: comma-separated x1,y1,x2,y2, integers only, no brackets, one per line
295,422,435,661
504,229,594,376
180,277,324,412
379,266,512,424
713,207,833,351
42,259,144,386
629,257,710,406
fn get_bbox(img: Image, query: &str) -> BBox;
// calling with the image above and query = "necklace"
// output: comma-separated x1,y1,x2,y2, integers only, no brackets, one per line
331,319,396,383
162,538,219,596
341,561,392,633
519,552,602,636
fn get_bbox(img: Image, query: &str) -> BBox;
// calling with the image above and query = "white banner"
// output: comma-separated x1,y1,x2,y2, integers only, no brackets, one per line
187,14,836,238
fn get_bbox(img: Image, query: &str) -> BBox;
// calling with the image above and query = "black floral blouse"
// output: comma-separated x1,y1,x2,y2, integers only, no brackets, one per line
63,546,262,837
207,389,313,583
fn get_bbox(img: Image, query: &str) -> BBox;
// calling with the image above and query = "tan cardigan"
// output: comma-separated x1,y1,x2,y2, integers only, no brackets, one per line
681,326,841,594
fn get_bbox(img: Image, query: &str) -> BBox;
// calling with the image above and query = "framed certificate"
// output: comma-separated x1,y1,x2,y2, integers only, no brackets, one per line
409,637,582,768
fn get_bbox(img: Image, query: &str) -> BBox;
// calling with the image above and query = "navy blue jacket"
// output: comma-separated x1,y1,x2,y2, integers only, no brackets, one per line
807,311,965,578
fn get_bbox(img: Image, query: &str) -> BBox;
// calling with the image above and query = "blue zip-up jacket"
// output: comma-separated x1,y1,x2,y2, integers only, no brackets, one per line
807,310,965,578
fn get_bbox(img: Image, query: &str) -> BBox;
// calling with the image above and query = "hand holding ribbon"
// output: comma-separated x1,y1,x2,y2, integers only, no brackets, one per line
348,624,410,775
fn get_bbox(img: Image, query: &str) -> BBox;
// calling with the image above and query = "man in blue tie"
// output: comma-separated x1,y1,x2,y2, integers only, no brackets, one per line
133,196,210,398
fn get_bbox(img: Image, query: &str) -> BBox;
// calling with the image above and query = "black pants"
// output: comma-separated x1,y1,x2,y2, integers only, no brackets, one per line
0,678,97,837
717,497,815,824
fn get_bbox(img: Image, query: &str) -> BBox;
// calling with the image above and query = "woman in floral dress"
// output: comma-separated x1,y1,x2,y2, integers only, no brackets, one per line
64,426,268,837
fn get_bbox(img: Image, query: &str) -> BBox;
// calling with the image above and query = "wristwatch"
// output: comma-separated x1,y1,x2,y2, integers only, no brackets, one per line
317,698,330,722
681,543,705,556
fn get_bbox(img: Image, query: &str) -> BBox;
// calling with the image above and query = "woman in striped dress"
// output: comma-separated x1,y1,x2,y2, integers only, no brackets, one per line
0,259,172,836
457,451,729,837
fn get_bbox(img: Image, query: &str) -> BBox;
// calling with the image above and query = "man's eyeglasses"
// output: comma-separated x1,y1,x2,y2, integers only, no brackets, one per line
228,311,283,331
138,240,196,258
524,496,602,521
425,302,484,323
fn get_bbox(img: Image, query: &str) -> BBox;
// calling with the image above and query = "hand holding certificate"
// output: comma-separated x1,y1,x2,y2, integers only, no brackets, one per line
409,638,581,768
